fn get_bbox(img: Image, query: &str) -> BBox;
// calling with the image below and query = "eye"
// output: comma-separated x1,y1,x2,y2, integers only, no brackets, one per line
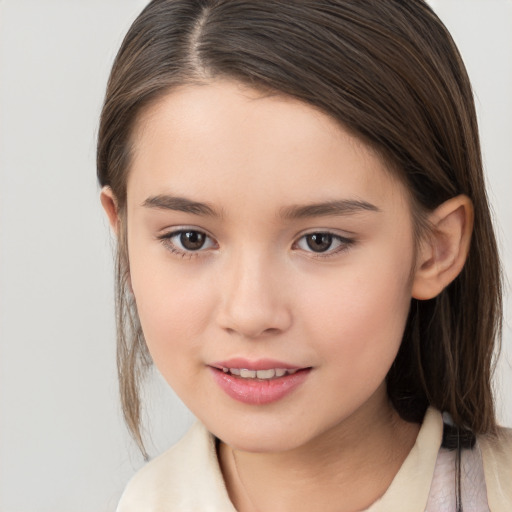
295,232,353,256
158,229,216,256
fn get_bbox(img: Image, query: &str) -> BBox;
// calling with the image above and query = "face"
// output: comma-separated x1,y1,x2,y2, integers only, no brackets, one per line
123,80,418,453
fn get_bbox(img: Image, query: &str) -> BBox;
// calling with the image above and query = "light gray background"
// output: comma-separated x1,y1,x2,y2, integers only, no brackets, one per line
0,1,510,511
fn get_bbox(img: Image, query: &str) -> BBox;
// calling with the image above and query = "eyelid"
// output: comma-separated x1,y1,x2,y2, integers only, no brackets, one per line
155,226,355,260
156,226,218,258
292,230,355,258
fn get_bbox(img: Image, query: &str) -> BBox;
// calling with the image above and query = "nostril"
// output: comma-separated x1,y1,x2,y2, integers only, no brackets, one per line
223,325,284,339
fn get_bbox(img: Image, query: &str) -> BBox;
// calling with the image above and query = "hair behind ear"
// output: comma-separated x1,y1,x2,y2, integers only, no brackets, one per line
388,196,501,434
115,210,153,460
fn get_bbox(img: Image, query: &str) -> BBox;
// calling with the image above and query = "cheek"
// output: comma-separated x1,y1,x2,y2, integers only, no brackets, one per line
127,239,215,367
301,251,413,374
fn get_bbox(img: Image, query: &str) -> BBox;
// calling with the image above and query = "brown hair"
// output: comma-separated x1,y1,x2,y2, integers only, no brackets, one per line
97,0,502,456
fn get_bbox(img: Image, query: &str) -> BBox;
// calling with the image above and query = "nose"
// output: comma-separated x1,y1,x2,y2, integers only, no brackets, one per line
216,252,293,339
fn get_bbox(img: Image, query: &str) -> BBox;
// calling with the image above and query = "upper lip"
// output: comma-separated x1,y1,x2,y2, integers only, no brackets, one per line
210,358,305,371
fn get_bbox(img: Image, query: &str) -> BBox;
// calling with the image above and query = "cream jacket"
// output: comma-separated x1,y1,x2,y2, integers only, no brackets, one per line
117,408,512,511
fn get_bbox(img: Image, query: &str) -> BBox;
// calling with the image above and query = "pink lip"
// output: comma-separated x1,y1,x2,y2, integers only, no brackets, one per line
208,358,311,405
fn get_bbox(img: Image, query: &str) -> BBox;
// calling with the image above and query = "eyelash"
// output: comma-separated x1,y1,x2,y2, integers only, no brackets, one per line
157,229,217,259
293,232,355,259
157,229,355,260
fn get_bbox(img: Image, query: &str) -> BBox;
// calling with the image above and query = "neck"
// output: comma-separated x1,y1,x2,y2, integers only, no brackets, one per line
218,388,420,512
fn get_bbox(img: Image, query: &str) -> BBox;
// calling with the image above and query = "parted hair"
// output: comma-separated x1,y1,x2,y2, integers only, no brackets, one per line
97,0,502,457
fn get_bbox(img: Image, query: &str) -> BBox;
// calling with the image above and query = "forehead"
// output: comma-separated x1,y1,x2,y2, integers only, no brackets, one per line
127,80,410,214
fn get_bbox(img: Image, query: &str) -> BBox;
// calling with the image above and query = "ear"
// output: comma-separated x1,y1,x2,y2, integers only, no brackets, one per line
100,186,120,235
412,195,474,300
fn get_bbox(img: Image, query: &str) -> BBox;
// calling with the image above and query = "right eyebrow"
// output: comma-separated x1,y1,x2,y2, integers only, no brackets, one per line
142,195,221,217
279,199,380,219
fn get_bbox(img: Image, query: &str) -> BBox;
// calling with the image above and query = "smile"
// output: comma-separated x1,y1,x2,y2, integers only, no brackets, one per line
220,367,299,379
209,361,311,405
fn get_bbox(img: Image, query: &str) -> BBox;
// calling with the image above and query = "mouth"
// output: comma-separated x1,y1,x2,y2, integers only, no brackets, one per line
209,360,312,405
216,367,303,380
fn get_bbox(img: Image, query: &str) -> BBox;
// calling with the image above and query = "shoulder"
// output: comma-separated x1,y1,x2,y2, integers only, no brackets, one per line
116,422,236,512
479,426,512,511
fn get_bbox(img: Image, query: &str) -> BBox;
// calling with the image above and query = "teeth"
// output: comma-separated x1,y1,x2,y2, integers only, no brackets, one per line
256,369,275,379
221,367,299,380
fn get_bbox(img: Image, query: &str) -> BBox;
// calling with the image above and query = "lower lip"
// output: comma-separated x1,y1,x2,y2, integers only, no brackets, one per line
209,367,311,405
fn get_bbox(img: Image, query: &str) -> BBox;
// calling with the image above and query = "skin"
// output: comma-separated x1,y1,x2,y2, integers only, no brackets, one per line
102,80,473,512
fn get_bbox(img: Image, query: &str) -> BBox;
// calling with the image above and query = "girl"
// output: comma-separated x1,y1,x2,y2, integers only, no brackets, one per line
97,0,511,510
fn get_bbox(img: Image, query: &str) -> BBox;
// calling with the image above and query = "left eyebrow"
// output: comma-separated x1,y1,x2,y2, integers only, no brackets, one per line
279,199,380,219
142,195,221,217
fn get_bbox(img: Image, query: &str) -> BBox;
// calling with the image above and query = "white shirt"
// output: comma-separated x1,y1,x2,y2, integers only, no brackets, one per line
117,408,512,511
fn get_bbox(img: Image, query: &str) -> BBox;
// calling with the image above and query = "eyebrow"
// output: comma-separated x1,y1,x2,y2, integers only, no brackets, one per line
142,195,221,217
279,199,380,219
142,194,379,219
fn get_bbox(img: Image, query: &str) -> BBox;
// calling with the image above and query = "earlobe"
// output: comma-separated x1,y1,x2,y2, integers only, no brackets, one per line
100,186,120,235
412,195,474,300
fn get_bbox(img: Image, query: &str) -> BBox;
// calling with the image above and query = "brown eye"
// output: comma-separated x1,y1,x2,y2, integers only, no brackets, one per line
295,232,353,257
180,231,206,251
159,229,216,256
305,233,333,252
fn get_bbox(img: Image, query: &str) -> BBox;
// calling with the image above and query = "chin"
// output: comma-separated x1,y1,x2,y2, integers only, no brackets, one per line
207,417,317,454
